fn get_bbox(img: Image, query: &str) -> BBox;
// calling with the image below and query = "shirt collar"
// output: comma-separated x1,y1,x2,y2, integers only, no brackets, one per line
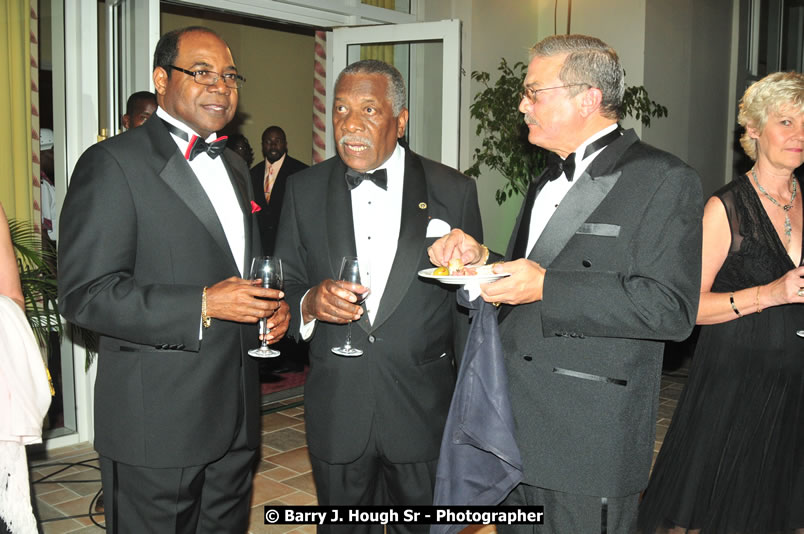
156,106,218,143
370,142,404,174
573,123,619,165
267,152,286,171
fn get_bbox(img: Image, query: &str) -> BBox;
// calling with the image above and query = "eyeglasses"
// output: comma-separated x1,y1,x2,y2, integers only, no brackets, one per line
520,83,588,104
169,65,246,89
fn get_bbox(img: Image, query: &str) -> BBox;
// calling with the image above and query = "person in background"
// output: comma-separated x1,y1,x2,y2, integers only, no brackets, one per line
429,34,702,533
121,91,157,130
38,128,56,245
249,125,308,255
0,202,52,534
58,26,289,533
227,133,254,168
638,71,804,534
273,59,482,534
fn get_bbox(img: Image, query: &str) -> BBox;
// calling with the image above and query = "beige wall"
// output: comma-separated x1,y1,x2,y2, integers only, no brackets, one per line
161,13,315,166
643,0,735,197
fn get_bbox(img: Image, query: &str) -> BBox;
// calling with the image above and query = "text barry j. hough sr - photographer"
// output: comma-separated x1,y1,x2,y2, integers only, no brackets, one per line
264,505,545,525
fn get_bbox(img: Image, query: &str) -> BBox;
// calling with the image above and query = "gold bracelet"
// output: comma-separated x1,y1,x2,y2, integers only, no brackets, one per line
729,292,742,318
479,244,490,265
202,286,212,328
755,285,762,313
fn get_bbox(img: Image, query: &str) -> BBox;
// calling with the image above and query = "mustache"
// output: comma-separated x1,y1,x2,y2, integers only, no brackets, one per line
339,135,374,148
524,115,538,126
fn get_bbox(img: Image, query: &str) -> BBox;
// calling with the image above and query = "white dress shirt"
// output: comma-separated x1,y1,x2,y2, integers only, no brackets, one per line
526,123,619,256
300,143,406,338
156,107,245,277
351,143,405,324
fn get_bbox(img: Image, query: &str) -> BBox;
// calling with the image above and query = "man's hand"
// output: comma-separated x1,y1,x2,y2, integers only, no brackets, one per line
301,279,367,324
205,277,284,323
428,229,484,267
262,299,290,344
479,259,546,305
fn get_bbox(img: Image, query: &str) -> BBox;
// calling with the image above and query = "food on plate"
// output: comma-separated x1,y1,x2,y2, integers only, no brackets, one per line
427,262,501,280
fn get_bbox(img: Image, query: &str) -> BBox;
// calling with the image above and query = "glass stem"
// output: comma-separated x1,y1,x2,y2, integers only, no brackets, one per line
261,318,270,349
344,321,353,349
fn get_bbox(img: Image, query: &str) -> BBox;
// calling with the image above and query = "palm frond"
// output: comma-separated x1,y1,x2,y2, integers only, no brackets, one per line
9,218,98,366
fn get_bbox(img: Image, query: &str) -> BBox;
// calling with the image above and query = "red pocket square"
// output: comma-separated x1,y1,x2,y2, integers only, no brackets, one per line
250,201,262,214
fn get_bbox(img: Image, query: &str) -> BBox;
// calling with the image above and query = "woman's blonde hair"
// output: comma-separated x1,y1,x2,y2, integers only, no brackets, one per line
737,71,804,161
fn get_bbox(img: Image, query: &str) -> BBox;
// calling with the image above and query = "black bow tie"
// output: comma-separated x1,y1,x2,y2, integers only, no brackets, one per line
187,137,228,161
546,127,622,182
345,168,388,190
161,119,227,161
546,152,576,182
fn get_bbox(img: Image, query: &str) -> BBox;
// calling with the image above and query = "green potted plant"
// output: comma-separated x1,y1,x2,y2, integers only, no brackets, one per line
8,218,60,348
465,58,668,204
10,218,97,368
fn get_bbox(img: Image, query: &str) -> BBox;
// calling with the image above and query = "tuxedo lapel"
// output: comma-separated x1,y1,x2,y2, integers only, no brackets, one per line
525,129,638,267
527,171,621,267
508,168,550,259
369,151,429,332
326,158,358,283
147,118,241,273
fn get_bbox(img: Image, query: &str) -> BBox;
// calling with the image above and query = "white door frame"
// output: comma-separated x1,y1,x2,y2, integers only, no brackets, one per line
48,0,100,449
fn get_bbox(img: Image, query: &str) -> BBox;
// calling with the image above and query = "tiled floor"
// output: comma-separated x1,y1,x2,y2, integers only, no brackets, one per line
29,367,688,534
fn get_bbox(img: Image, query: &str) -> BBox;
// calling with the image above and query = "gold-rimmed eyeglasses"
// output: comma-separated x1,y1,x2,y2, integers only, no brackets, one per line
169,65,246,89
520,83,588,104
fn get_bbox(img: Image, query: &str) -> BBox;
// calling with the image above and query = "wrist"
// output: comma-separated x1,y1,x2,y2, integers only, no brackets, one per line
755,285,763,313
301,293,315,324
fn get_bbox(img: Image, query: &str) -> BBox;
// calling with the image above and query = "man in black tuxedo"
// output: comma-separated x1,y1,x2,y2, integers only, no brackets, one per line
58,26,289,533
250,126,308,255
430,35,702,532
273,59,482,533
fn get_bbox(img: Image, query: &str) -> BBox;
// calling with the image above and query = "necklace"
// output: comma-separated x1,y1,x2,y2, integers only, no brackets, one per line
752,168,797,242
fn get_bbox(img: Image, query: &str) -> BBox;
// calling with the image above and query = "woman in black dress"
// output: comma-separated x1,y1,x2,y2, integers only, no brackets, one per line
638,72,804,533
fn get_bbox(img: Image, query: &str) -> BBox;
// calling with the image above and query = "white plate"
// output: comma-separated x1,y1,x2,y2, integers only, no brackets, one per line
418,267,509,285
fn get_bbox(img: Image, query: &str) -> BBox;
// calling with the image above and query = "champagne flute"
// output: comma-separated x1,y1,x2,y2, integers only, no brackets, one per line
331,256,370,357
248,256,283,358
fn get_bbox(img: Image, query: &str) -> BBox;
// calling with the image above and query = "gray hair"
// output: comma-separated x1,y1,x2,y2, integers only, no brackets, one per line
530,34,624,120
335,59,407,116
737,71,804,161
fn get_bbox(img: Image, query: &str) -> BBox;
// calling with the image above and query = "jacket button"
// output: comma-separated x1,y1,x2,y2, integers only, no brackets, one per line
582,259,592,268
368,335,375,343
523,355,533,362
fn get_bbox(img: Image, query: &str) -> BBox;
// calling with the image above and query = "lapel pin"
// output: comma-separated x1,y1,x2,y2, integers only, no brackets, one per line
419,202,427,210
